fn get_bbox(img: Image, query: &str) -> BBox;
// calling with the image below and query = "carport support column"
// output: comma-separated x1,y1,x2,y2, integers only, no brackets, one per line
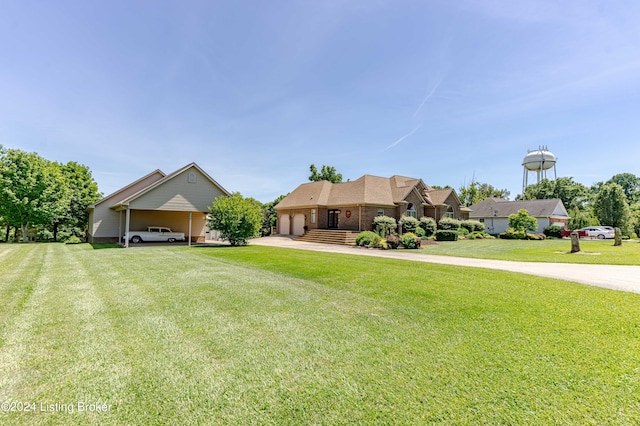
188,211,192,247
125,208,130,248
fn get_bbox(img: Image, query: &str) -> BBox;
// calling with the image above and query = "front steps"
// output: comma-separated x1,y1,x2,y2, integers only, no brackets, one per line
295,229,359,246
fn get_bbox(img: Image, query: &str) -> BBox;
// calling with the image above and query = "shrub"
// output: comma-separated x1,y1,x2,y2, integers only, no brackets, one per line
457,227,470,238
508,209,538,232
460,220,485,233
65,235,82,244
470,231,485,239
435,230,459,241
386,235,400,249
373,215,397,238
499,228,527,240
543,225,563,238
356,231,381,247
208,192,263,246
438,217,461,230
400,232,420,249
419,217,437,237
414,227,426,238
399,216,420,233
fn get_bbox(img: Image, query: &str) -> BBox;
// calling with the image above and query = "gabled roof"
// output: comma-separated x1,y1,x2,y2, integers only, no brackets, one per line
88,169,166,209
275,174,435,210
111,163,231,208
469,198,569,218
89,163,230,210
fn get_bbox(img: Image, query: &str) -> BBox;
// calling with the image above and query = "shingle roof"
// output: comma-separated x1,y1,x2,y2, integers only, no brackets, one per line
275,174,428,210
468,198,569,218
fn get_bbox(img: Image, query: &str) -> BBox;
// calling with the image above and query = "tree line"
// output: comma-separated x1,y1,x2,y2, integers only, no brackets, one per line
459,174,640,236
0,146,102,242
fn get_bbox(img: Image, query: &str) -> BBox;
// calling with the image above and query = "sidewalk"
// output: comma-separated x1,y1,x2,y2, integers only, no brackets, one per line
251,235,640,294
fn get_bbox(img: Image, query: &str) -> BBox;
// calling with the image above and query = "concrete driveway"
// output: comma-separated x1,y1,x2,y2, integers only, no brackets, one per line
251,236,640,295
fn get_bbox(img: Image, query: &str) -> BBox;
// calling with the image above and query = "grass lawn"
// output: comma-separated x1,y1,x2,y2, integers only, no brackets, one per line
419,238,640,265
1,243,639,425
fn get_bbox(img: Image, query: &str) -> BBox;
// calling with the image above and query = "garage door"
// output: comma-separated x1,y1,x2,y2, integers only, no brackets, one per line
292,214,305,236
279,215,290,235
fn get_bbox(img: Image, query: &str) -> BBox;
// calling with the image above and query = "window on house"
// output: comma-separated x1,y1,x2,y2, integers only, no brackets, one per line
445,205,454,218
406,203,417,218
377,209,384,216
311,209,316,224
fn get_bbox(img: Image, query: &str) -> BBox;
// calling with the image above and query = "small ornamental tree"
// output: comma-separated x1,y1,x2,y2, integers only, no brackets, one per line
508,209,538,232
207,192,263,246
373,215,397,237
399,215,419,233
419,217,437,237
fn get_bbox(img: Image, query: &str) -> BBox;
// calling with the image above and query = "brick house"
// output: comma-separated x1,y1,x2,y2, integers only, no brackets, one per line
275,175,470,235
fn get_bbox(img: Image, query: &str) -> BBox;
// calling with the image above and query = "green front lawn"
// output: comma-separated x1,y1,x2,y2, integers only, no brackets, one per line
1,243,639,425
419,238,640,265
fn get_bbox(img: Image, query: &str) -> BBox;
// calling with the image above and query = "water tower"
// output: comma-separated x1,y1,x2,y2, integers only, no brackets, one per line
522,146,557,192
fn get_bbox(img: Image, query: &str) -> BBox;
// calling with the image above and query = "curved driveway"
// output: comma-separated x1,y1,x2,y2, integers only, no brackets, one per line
251,236,640,294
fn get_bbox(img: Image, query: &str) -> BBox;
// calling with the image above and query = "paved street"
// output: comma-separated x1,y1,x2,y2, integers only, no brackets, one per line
251,236,640,294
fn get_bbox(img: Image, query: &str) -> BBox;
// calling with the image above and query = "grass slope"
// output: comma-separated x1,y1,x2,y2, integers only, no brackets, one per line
1,244,639,425
419,238,640,265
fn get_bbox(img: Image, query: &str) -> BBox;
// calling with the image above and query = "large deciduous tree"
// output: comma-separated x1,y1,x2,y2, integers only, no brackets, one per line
207,193,263,246
0,147,70,241
592,182,631,233
459,180,510,206
309,164,343,183
55,161,101,241
519,177,590,210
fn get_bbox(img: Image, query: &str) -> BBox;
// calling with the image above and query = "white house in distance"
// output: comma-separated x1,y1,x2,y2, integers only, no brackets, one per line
88,163,230,246
468,198,569,234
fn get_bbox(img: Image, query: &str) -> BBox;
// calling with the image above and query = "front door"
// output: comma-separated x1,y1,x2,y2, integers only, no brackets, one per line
328,210,339,228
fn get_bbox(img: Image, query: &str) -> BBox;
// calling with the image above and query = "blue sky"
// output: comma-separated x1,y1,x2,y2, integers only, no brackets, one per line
2,0,639,202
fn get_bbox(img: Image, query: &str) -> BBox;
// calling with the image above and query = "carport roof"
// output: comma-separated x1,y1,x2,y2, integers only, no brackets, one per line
89,163,231,211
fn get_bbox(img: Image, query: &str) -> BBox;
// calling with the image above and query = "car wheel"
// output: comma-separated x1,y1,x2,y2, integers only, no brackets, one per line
597,234,605,239
168,238,176,243
131,236,142,243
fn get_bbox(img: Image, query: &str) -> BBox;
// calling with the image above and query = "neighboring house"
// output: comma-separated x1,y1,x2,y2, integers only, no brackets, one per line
88,163,230,246
275,175,470,235
468,198,569,234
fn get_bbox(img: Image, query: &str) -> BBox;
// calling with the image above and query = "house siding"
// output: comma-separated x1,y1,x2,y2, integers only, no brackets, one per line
89,171,165,241
129,168,226,212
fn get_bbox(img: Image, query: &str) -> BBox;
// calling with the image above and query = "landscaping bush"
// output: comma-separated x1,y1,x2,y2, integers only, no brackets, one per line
373,215,397,238
399,232,420,249
386,235,400,249
438,217,461,230
399,216,420,233
418,217,437,237
414,226,426,238
499,228,527,240
435,230,459,241
457,227,470,238
460,220,485,233
356,231,382,247
65,235,82,244
544,225,563,238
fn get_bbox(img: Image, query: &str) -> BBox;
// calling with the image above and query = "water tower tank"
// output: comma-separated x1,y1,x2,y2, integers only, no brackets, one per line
522,149,556,171
522,146,557,192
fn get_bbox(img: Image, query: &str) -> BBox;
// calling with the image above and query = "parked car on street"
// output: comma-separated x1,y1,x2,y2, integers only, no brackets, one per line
579,226,615,239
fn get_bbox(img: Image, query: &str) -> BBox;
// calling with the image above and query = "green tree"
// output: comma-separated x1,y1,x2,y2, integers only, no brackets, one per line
508,209,538,232
0,148,70,241
567,207,599,230
459,180,510,206
51,161,102,241
261,194,287,237
309,164,343,183
520,177,590,210
592,183,631,233
607,173,640,204
207,193,263,246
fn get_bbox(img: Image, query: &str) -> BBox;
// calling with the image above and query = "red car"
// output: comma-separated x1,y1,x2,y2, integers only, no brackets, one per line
560,229,589,238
